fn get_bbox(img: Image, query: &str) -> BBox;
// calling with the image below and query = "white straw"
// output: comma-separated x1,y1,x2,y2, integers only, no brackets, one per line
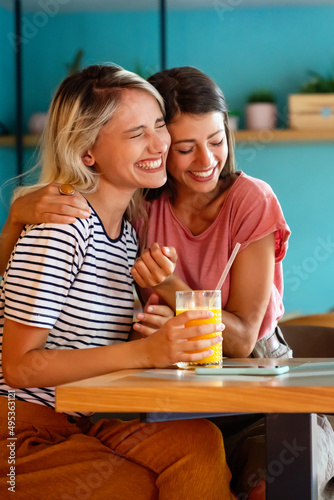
215,242,241,291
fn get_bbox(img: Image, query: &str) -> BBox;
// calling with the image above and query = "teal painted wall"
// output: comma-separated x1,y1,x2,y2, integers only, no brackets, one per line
0,6,15,129
1,5,334,314
167,6,334,125
21,10,160,127
0,6,16,227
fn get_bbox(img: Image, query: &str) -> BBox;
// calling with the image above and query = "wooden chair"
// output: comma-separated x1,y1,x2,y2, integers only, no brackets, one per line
279,313,334,357
279,312,334,328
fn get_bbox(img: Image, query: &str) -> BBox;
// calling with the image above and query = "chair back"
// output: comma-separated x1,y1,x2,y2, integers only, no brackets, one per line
279,313,334,328
279,324,334,357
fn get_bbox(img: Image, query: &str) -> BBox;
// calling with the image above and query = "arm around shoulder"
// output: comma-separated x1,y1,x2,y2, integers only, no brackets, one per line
0,203,25,275
0,184,91,275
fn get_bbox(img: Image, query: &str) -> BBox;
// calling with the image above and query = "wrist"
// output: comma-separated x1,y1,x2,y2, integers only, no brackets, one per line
153,275,191,311
132,337,154,369
8,198,24,227
153,273,176,291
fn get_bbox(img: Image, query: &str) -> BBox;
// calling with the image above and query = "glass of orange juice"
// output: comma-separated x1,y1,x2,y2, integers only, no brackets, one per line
176,290,222,369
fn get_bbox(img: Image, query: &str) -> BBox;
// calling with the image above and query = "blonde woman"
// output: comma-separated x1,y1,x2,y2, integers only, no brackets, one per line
0,65,235,499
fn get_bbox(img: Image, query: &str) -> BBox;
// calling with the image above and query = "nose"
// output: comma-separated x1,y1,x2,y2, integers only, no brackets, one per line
148,131,169,155
196,146,214,167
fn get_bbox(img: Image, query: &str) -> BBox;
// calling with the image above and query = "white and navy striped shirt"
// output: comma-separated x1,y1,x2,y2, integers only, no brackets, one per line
0,207,138,409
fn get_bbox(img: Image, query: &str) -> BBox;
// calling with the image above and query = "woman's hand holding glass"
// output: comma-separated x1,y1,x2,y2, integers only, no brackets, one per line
143,309,224,368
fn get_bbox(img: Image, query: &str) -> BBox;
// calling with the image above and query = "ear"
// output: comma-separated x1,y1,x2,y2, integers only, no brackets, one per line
81,151,95,167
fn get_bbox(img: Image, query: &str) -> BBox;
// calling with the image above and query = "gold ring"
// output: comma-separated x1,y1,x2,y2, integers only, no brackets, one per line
59,184,75,196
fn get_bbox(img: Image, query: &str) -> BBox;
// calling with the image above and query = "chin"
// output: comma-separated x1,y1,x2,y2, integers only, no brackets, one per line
147,174,167,189
192,180,219,192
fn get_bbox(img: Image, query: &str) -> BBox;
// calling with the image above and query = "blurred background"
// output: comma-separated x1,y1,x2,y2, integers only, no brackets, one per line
0,0,334,316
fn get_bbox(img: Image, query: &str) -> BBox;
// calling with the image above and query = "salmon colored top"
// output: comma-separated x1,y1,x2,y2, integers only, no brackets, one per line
134,172,291,340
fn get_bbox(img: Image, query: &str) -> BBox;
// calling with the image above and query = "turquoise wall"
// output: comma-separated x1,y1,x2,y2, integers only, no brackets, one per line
0,7,15,129
0,6,16,227
0,4,334,314
20,10,160,127
167,6,334,125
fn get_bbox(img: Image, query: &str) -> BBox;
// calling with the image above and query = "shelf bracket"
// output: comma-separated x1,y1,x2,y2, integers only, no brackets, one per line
160,0,167,70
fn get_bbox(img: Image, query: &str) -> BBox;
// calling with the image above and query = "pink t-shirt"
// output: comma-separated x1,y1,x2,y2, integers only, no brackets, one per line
134,172,291,340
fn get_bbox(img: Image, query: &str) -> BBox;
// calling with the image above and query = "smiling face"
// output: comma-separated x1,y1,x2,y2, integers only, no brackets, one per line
88,88,171,194
166,112,228,196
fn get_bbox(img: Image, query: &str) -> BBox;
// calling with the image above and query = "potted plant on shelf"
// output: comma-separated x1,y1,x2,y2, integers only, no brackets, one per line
28,112,49,135
245,90,277,130
289,68,334,130
228,110,241,132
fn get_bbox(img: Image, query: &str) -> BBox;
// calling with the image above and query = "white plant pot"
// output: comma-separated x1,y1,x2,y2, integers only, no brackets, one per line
28,112,48,134
246,103,277,130
228,115,240,132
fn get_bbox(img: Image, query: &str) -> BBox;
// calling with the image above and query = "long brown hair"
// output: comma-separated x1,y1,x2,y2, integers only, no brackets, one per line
145,66,235,201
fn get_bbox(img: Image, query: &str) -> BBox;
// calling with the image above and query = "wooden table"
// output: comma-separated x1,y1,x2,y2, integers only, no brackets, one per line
56,358,334,500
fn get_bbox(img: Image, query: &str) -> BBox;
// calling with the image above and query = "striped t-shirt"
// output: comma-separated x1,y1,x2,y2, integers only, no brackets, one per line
0,208,138,409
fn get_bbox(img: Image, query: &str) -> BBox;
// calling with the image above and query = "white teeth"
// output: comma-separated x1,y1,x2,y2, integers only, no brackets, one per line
137,159,162,170
190,167,214,178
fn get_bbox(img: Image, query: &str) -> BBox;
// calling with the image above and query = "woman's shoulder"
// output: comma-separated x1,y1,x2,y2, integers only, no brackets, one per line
226,172,290,258
225,171,285,224
235,171,273,189
232,171,277,200
23,216,93,245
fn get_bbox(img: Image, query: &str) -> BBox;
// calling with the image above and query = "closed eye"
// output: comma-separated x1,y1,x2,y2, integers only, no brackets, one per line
211,139,224,147
130,132,143,139
177,149,193,155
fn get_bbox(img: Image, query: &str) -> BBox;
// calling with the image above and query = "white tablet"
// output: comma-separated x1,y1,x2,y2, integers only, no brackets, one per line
195,365,290,375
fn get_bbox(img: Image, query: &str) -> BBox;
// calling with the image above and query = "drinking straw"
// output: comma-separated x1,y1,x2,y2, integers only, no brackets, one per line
215,242,241,291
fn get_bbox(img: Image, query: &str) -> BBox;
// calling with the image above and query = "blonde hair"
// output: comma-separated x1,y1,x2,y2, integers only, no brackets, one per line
14,64,165,220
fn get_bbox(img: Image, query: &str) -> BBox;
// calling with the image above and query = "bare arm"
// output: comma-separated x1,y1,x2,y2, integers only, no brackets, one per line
132,234,275,358
2,311,223,389
221,233,275,357
0,183,90,275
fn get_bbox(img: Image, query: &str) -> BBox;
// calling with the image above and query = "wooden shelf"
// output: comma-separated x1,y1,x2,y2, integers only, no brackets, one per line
0,135,41,147
1,129,334,149
234,129,334,143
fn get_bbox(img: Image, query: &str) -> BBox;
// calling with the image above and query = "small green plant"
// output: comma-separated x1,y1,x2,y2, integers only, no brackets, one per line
247,90,276,104
134,61,158,80
228,109,241,117
299,69,334,93
65,49,84,76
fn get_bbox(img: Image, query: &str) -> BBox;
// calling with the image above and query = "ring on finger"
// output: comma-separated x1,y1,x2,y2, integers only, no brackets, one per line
59,183,75,196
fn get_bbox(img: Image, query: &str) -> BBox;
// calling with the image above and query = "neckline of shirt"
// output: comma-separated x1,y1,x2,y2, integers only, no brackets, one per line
86,200,125,244
166,171,244,239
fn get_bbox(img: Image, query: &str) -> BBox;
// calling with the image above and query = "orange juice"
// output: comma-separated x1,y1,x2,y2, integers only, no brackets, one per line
176,308,222,368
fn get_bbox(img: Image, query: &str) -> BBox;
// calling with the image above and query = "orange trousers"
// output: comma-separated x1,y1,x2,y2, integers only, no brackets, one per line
0,396,236,499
